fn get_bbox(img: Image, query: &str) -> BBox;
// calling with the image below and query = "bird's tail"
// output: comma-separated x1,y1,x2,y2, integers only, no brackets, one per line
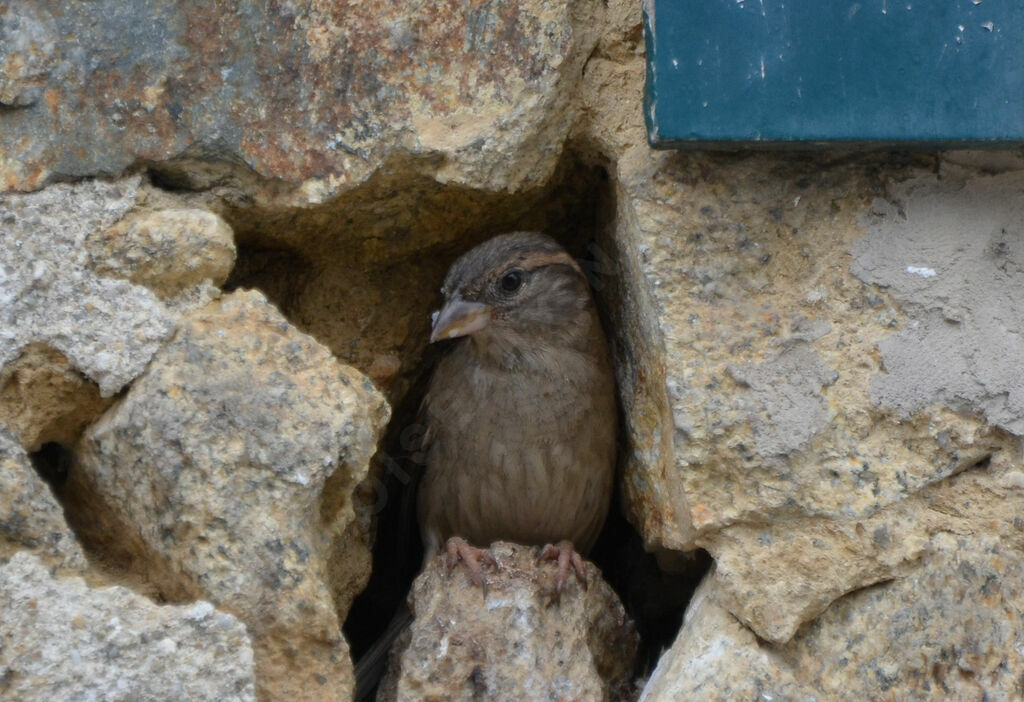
353,603,414,702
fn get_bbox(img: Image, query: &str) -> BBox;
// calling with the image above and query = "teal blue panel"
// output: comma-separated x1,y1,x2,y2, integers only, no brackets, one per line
644,1,1024,148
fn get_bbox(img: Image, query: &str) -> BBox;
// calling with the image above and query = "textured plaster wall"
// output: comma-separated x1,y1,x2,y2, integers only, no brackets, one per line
853,169,1024,435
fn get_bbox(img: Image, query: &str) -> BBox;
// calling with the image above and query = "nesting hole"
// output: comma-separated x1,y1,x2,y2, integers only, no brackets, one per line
222,149,612,402
218,146,707,684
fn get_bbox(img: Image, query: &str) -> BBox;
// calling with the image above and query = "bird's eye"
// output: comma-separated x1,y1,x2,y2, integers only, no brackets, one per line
499,270,523,293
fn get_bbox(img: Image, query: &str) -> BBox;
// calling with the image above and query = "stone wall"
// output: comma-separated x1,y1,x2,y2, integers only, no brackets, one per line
2,0,1023,700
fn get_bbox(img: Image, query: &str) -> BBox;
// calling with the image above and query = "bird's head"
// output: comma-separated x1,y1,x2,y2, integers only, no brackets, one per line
429,232,595,355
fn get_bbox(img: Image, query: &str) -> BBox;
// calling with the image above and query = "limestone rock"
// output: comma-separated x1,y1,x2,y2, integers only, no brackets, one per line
0,428,86,574
642,462,1024,701
639,572,800,702
380,542,638,702
0,176,175,397
73,289,390,700
0,0,599,200
0,551,255,702
701,447,1024,642
607,143,1018,642
612,149,957,542
85,208,236,296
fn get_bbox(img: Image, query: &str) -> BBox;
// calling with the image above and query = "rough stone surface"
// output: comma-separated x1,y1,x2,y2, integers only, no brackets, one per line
73,289,389,700
0,427,86,574
0,0,598,199
699,447,1021,643
0,1,57,108
0,176,176,397
607,97,1018,642
612,150,942,542
0,551,255,702
0,344,113,451
85,208,236,296
380,542,638,702
641,457,1024,701
851,169,1024,436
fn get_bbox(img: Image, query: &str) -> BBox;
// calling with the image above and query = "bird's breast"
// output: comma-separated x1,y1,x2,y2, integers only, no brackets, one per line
418,342,616,554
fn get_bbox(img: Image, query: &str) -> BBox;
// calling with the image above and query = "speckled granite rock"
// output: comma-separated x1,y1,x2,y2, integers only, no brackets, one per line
85,208,236,296
0,0,598,200
0,551,255,702
73,290,389,700
0,428,86,574
0,176,175,397
0,1,57,109
641,460,1024,701
380,542,637,702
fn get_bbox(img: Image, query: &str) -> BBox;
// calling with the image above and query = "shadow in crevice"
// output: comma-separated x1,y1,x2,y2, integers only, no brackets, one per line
29,441,72,490
224,243,313,318
591,513,712,677
35,440,196,603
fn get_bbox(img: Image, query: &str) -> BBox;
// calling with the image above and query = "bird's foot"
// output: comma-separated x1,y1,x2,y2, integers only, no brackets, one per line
445,536,498,594
537,540,588,599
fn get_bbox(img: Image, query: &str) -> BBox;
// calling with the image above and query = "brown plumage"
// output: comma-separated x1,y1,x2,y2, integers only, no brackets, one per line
353,232,617,699
417,231,617,584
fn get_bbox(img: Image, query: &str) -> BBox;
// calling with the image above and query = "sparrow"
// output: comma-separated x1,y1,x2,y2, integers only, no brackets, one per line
418,231,618,590
352,232,618,700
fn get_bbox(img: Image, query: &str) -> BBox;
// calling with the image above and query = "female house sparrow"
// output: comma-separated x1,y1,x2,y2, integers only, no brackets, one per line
351,232,617,699
418,231,617,589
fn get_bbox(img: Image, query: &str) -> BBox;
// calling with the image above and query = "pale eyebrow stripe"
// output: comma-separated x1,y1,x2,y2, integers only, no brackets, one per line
517,250,583,275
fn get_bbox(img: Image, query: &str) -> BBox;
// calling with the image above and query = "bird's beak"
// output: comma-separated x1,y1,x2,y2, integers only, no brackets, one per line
430,298,491,343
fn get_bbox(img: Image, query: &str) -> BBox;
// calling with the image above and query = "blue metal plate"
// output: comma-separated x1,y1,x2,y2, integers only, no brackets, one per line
644,0,1024,148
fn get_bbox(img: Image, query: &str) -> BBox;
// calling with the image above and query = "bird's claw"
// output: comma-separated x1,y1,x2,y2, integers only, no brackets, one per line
538,540,588,600
445,536,497,595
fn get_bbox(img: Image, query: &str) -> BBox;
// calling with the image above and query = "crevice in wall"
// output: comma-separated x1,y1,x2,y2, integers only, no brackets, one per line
329,148,620,669
0,345,157,591
0,143,710,689
0,343,115,453
592,514,712,675
28,441,71,490
165,144,705,687
23,435,188,601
